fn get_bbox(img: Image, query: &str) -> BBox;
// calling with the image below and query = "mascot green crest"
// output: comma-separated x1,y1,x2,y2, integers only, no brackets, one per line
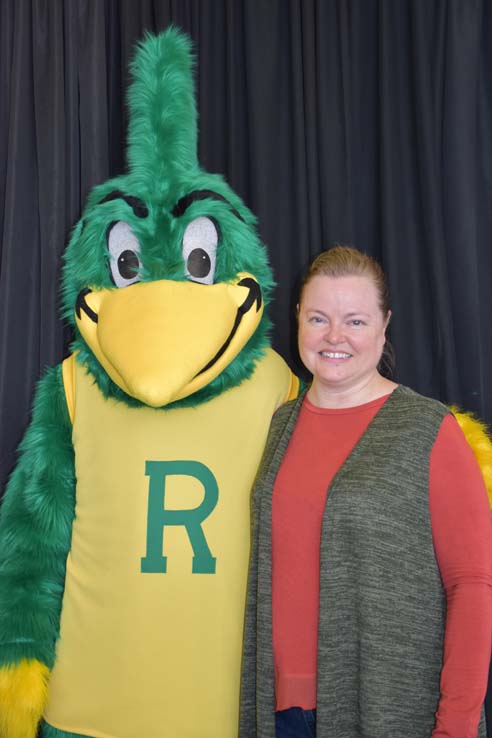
64,29,277,410
0,29,297,738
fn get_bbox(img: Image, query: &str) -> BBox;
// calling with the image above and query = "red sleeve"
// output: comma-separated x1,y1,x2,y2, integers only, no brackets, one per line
429,414,492,738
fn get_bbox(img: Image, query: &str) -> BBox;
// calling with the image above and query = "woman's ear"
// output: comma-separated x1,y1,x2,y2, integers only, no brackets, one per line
385,309,392,331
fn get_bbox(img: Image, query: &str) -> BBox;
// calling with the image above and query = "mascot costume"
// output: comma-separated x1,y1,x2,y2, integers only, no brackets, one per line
0,27,490,738
0,29,297,738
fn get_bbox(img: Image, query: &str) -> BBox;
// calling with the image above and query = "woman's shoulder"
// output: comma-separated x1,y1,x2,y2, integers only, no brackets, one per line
271,388,307,423
393,384,449,415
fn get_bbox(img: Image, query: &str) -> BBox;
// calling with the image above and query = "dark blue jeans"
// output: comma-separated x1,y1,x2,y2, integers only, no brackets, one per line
275,707,317,738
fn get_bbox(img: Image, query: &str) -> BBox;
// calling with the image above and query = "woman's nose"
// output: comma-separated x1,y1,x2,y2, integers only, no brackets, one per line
324,324,344,344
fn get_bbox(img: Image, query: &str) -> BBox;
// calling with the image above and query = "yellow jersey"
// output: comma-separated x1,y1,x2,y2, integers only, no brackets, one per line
44,349,297,738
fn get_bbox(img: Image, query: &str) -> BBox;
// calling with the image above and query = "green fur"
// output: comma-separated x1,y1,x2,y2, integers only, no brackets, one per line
61,27,275,409
126,29,198,183
0,366,75,668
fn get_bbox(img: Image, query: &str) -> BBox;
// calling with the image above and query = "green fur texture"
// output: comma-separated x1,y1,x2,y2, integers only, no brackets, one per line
126,30,198,183
61,27,275,409
0,366,75,668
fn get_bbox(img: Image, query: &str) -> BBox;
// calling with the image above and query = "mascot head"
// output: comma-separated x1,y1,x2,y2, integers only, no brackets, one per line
62,28,274,409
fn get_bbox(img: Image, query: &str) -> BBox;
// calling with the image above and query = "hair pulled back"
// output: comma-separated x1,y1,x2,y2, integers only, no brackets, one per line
299,245,395,377
300,245,391,317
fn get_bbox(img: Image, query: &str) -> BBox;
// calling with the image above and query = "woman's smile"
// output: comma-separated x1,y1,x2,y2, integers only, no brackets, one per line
318,351,352,360
297,273,392,406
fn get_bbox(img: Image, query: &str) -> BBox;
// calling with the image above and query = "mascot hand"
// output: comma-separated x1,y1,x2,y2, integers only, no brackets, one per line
0,659,50,738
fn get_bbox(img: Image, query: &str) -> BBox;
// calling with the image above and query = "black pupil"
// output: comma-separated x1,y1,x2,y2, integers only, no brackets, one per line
187,248,211,278
118,250,139,279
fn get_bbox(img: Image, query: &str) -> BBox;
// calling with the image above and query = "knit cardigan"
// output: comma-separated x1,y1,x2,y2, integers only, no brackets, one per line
239,385,487,738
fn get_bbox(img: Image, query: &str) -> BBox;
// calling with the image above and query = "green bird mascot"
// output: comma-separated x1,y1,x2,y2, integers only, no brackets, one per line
0,29,297,738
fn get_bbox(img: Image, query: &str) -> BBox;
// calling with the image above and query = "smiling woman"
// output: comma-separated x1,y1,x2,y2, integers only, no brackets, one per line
297,247,397,408
240,245,492,738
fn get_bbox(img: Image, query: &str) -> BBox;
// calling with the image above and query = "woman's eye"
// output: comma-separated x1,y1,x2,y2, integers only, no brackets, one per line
182,216,219,285
309,316,324,324
349,319,363,326
107,221,142,288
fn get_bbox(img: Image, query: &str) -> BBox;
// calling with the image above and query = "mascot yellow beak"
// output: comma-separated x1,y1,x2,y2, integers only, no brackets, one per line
74,273,263,407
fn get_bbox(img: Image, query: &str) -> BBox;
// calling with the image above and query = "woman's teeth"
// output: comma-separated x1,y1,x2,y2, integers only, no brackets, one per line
320,351,351,359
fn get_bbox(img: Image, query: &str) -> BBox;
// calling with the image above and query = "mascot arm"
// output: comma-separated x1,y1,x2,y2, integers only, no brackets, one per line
0,364,75,738
452,408,492,507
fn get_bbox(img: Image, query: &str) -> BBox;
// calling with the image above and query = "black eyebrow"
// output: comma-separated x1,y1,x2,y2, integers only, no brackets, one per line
171,190,245,222
98,190,149,218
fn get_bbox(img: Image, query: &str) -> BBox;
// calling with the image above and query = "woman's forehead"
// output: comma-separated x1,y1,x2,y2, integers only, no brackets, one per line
302,273,380,306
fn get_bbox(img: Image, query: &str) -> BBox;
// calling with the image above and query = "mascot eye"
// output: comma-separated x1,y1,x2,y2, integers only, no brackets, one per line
107,221,142,288
182,216,218,285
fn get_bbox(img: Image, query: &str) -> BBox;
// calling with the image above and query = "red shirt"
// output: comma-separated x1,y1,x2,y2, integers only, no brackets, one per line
272,392,492,738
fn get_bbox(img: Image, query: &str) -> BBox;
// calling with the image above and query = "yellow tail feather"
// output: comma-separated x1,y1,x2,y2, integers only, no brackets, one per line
0,659,50,738
452,408,492,508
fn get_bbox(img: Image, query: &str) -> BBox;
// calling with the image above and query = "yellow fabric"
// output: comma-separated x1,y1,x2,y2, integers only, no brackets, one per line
61,355,76,424
75,275,264,407
286,372,300,402
452,407,492,508
44,349,295,738
0,659,50,738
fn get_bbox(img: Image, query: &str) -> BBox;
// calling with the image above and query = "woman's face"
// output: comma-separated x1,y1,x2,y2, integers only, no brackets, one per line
298,274,390,396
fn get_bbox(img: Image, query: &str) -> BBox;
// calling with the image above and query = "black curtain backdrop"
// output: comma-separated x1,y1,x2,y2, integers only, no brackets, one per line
1,0,492,725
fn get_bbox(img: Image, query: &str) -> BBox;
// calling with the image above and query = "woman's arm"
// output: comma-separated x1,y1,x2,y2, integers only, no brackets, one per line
429,413,492,738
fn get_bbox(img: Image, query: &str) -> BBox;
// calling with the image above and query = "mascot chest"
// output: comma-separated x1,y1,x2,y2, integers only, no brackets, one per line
44,350,290,738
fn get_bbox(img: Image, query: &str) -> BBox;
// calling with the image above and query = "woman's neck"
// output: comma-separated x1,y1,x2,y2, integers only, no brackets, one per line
307,373,398,409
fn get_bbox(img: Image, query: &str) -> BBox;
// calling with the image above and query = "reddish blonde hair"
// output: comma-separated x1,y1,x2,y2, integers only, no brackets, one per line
300,245,391,317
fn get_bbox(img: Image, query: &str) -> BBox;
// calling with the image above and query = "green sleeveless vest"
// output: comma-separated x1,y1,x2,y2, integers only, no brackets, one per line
240,385,487,738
